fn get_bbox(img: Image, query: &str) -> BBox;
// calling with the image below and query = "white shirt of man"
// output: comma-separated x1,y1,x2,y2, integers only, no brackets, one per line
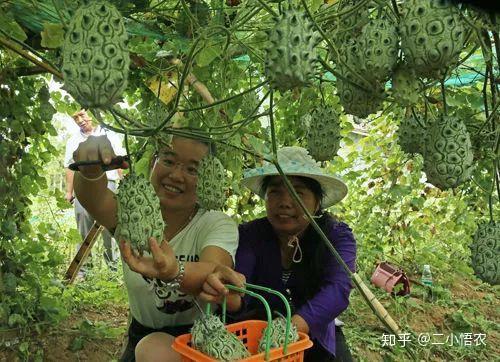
64,126,125,181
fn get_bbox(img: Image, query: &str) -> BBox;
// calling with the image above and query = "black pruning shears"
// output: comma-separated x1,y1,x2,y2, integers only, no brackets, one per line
68,155,130,171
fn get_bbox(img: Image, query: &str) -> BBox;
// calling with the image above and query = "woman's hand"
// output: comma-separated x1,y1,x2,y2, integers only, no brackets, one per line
291,314,309,334
73,135,128,178
120,237,179,281
200,265,246,311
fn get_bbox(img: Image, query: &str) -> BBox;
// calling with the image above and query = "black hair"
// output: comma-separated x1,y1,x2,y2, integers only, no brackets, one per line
261,175,334,302
173,128,217,155
292,212,337,302
153,130,217,161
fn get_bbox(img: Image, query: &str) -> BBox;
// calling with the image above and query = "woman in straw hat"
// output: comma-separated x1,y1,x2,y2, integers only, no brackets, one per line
201,146,356,361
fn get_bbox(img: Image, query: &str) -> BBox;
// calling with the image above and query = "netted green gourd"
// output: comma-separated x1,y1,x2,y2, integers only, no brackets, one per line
191,313,225,350
199,327,250,361
397,116,426,155
330,0,370,49
336,41,384,118
258,317,299,352
216,143,244,176
391,65,421,106
196,155,226,210
115,174,165,254
470,222,499,285
305,106,342,162
423,116,474,190
239,92,260,118
145,100,168,127
62,1,129,108
357,18,399,83
337,76,384,118
400,0,466,78
265,6,322,92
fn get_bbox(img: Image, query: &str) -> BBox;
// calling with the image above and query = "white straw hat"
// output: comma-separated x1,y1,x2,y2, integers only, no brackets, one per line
241,147,347,208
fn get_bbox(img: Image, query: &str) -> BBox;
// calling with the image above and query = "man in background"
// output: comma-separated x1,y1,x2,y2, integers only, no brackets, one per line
64,109,125,274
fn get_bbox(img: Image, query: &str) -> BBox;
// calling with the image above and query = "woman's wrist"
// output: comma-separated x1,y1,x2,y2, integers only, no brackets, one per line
154,260,185,294
161,259,181,281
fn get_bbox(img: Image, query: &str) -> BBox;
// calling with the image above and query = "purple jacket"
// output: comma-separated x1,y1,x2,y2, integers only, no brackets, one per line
235,217,356,355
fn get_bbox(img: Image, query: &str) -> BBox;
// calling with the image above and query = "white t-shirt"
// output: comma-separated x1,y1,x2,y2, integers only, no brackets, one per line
122,209,238,329
64,126,125,181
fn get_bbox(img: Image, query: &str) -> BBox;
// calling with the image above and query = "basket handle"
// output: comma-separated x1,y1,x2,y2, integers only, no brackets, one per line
222,284,273,360
223,283,293,358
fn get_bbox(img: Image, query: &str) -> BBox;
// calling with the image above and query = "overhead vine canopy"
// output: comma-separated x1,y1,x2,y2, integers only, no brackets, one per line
0,0,498,339
2,0,496,209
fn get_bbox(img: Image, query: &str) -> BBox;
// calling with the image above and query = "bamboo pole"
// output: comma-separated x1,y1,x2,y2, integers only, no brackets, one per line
0,37,62,80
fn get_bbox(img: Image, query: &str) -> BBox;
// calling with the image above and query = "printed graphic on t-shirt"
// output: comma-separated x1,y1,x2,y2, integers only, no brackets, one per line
143,254,200,314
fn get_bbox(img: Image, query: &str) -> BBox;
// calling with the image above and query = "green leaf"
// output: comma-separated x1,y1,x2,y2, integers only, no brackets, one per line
196,43,222,67
310,0,324,12
0,14,27,42
8,313,27,327
40,23,64,48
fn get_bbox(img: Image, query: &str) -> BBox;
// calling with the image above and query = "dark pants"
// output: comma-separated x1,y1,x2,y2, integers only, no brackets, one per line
304,326,353,362
74,180,118,271
119,318,192,362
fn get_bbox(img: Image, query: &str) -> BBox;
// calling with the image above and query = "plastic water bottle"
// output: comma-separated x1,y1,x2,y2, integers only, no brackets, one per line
421,265,433,301
421,265,433,286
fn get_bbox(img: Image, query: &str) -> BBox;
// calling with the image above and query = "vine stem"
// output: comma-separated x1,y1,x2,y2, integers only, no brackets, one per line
234,5,264,30
316,0,370,23
0,28,60,72
317,58,373,94
144,36,204,137
493,31,500,73
0,36,62,79
411,108,426,129
93,115,275,165
470,175,490,193
51,0,68,28
496,159,500,205
178,80,268,113
440,76,448,115
482,67,490,120
390,0,400,18
301,0,370,90
180,0,200,30
41,195,64,234
269,90,277,158
109,110,133,173
476,102,499,135
488,192,493,223
254,0,278,17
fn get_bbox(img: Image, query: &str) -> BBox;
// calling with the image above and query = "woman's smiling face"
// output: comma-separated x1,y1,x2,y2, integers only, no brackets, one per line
264,176,320,237
150,136,208,213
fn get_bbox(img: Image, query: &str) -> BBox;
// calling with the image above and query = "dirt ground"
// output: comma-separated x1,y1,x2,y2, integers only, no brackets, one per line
0,304,128,362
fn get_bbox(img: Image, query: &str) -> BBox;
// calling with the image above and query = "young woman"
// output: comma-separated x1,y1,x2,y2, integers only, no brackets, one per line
202,146,356,362
72,133,241,362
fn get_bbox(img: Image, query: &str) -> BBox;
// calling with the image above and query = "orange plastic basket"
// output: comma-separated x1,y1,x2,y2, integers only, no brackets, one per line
172,319,313,361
